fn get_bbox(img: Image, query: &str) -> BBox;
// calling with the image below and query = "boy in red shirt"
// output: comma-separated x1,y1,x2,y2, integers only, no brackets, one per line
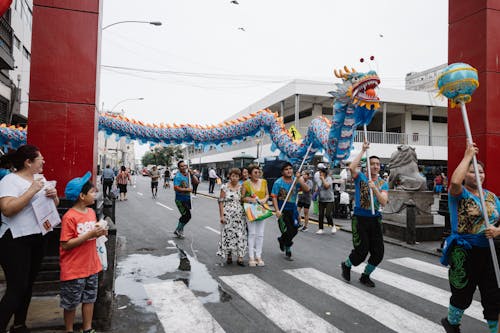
60,172,107,333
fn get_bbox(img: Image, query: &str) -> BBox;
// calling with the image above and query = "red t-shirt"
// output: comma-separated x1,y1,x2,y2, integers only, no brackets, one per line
59,208,102,281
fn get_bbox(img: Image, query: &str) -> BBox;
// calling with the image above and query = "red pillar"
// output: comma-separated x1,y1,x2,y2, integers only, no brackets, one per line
28,1,101,194
448,0,500,194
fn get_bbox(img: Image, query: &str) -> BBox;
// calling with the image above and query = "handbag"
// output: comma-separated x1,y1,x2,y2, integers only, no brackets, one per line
244,202,273,222
243,180,272,222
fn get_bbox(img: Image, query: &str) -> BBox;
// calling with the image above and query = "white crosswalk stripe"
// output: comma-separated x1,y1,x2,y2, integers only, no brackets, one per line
220,273,343,333
388,257,449,280
351,263,483,320
143,280,225,333
285,267,445,333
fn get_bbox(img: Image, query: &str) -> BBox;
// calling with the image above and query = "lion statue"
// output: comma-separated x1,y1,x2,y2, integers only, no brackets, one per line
388,145,427,191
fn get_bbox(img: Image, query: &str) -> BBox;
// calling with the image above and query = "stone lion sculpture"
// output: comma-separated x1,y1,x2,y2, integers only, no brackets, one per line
388,145,427,191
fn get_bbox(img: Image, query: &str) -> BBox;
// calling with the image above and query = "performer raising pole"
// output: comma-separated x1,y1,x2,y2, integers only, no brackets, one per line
340,140,388,288
437,63,500,333
271,144,312,260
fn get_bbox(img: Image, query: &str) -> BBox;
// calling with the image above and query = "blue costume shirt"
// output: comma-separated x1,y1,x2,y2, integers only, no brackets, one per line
353,172,388,217
174,172,191,202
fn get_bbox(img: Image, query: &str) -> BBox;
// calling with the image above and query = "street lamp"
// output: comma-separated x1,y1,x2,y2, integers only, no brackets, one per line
102,20,162,31
109,97,144,113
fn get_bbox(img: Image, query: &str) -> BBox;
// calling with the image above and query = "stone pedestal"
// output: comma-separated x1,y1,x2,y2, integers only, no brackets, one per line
381,190,444,242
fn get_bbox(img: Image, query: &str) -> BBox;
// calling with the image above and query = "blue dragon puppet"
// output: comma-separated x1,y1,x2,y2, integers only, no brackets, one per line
0,66,380,166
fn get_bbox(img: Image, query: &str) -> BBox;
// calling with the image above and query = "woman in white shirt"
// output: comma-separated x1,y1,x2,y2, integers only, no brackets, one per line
0,145,59,333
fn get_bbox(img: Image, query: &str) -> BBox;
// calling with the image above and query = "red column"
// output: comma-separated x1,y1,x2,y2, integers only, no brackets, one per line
28,1,101,194
448,0,500,194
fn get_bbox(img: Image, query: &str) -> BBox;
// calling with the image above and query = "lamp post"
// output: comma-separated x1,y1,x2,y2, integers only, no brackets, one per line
109,97,144,113
102,20,162,31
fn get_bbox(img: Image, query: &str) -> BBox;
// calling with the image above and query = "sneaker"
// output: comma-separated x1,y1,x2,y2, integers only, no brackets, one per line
331,225,337,234
277,237,284,251
248,258,257,267
256,258,265,267
316,229,324,234
285,249,292,258
440,317,461,333
341,261,351,281
300,226,308,232
174,229,184,239
359,273,375,287
81,330,96,333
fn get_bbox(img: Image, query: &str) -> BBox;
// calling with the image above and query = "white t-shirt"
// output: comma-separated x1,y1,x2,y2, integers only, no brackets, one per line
0,173,45,238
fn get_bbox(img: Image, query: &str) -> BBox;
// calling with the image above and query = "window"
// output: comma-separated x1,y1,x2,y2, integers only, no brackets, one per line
14,0,17,10
13,35,20,49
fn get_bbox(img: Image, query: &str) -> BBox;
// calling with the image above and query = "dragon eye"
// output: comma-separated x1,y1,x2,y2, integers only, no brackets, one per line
351,76,359,83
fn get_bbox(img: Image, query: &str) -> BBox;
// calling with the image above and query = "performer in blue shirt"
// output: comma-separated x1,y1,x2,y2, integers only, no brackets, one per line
173,160,192,239
440,142,500,333
341,141,388,287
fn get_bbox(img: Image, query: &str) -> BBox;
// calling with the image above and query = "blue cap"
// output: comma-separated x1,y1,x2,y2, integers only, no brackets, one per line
65,171,92,201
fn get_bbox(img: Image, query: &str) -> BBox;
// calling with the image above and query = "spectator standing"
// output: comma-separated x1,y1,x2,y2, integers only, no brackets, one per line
434,172,444,194
315,166,337,234
149,166,161,199
0,145,60,333
60,172,107,333
101,164,114,198
191,169,200,197
297,171,313,232
208,167,218,194
163,168,171,189
242,164,270,267
239,167,249,185
116,166,131,201
217,168,247,266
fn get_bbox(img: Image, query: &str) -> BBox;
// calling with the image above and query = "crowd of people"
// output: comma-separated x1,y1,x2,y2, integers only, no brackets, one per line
2,140,500,333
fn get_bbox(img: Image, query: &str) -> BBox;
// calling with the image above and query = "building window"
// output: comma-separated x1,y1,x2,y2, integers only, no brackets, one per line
14,0,17,10
13,35,20,49
413,133,419,141
22,46,30,61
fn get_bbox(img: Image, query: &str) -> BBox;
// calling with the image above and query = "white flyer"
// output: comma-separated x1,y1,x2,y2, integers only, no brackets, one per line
32,193,61,235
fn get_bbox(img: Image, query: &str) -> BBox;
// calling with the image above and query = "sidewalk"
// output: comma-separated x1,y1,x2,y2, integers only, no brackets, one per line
195,180,443,257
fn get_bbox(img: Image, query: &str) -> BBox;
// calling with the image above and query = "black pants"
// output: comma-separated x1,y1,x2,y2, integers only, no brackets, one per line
0,231,45,330
348,215,384,267
192,183,198,195
175,200,192,225
278,210,298,247
209,178,216,193
318,201,333,229
102,179,113,197
448,245,500,320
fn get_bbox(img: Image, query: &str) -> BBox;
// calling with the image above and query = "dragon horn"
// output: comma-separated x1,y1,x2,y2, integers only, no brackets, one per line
344,65,351,73
352,67,356,73
334,69,342,78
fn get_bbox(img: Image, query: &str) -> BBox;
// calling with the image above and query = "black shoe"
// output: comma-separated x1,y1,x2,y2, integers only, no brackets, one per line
277,237,284,252
237,259,245,267
174,230,184,239
285,249,293,261
9,325,30,333
341,261,351,282
359,273,375,287
441,317,461,333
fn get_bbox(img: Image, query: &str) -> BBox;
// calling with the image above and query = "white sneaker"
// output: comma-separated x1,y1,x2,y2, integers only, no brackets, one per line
316,229,324,234
331,225,337,234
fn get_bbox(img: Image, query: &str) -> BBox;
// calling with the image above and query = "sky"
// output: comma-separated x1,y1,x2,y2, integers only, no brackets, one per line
100,0,448,158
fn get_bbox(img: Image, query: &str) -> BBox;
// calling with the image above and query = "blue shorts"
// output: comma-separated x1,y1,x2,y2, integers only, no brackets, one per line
60,273,98,310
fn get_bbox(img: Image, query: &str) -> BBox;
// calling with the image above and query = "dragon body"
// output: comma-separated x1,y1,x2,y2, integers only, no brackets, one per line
0,66,380,165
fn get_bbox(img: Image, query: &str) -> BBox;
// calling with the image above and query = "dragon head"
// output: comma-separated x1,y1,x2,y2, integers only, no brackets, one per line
332,66,380,110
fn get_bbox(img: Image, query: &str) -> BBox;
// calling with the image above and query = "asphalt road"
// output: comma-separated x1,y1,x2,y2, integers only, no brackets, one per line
109,176,485,333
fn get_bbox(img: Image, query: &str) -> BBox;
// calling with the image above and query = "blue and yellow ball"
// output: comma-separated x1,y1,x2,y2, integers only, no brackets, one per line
436,63,479,107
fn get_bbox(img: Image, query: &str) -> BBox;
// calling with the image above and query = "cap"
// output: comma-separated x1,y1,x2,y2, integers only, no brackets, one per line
317,163,327,170
383,172,388,176
65,171,91,201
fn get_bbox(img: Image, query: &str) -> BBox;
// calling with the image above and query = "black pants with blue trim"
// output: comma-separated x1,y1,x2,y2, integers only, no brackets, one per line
348,215,384,267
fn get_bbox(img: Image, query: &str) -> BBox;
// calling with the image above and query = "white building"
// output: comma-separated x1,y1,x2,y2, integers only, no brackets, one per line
190,79,448,172
405,64,447,93
0,1,33,126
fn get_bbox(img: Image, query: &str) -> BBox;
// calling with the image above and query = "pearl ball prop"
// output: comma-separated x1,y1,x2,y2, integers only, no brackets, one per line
436,63,479,107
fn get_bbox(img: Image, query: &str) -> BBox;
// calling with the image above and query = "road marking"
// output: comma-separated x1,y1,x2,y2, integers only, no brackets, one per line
156,202,174,210
143,280,225,333
205,226,221,235
388,257,448,280
285,268,444,333
166,240,177,249
220,274,342,333
351,264,482,321
137,192,143,196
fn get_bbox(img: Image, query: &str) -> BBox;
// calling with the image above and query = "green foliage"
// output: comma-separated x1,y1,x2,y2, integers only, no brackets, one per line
141,145,184,167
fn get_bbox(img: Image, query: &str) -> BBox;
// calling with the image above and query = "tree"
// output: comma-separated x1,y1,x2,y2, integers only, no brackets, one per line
141,145,184,167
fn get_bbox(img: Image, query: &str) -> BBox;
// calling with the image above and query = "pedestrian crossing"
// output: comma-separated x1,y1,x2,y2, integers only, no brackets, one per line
144,257,485,333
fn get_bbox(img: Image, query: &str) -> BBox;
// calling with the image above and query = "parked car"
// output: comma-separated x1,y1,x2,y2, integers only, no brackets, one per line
142,167,149,176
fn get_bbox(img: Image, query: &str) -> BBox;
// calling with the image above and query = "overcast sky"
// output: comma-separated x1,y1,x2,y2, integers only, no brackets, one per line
100,0,448,157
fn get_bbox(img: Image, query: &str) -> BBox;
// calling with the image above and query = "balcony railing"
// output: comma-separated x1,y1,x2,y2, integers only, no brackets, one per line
0,16,14,70
192,130,448,158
